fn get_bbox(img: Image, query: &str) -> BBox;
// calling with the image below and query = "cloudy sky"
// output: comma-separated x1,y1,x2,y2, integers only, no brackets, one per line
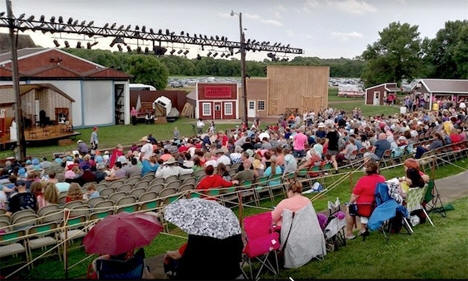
4,0,468,60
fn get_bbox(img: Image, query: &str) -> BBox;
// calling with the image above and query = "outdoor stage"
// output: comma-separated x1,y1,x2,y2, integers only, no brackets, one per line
0,124,81,148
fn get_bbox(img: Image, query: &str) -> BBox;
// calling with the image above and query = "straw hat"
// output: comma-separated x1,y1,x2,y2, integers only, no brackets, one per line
165,157,177,165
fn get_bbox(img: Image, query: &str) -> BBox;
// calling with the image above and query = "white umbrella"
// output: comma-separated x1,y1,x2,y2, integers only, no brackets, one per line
136,94,142,112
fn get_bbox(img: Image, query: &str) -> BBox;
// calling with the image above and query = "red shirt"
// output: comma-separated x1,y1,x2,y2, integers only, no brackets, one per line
197,175,233,190
178,146,188,153
352,174,386,217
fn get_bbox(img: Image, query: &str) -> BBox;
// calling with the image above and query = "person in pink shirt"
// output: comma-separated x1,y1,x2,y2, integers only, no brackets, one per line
272,180,311,227
293,128,308,158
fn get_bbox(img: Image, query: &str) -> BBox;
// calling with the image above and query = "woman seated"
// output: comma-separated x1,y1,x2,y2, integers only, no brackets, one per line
271,180,326,268
88,248,152,279
196,165,238,191
263,156,282,187
216,163,231,181
66,183,84,203
399,159,427,194
345,160,386,239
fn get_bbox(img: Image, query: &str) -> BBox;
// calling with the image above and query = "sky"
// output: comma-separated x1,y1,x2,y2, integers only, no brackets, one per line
3,0,468,60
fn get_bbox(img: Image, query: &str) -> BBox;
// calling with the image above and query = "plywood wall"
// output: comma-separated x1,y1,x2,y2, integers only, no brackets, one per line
267,65,329,115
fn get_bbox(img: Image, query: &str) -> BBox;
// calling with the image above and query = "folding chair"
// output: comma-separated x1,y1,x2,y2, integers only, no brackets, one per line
26,222,60,267
423,179,446,217
253,177,272,204
242,212,280,280
130,188,146,198
0,230,27,267
116,197,138,213
406,186,435,228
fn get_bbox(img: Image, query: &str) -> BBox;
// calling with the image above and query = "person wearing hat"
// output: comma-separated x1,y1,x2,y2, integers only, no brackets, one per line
215,149,231,167
140,137,154,161
5,180,37,216
155,157,192,179
77,140,89,156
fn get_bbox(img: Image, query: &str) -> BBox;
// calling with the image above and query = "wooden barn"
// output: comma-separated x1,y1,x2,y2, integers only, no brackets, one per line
0,84,78,143
365,83,400,105
194,83,238,120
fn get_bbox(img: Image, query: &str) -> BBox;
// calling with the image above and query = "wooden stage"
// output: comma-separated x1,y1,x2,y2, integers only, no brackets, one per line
1,124,81,147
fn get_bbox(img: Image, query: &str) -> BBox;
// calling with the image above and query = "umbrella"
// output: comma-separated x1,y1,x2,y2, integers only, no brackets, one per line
83,212,163,256
136,94,142,112
164,198,241,240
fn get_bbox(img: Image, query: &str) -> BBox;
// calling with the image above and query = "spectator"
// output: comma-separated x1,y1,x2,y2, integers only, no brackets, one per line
43,182,59,206
272,180,313,227
77,140,89,156
293,128,308,158
345,160,385,239
155,157,193,179
105,161,127,181
6,180,37,215
232,159,255,184
216,163,231,181
31,181,45,209
366,133,391,161
84,184,100,200
66,183,83,203
197,165,238,191
141,156,159,177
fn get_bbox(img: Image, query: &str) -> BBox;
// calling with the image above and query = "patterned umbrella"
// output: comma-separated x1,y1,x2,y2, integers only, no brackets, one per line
164,198,241,240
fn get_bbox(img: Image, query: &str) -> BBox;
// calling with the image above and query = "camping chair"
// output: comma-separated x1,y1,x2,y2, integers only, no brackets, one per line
323,200,346,252
423,179,446,217
95,248,146,280
242,212,280,280
406,186,434,228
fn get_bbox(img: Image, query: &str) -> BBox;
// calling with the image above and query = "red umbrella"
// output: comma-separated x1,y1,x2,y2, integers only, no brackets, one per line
83,212,163,256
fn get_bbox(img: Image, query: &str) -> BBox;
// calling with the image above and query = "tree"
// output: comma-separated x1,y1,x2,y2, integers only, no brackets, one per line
361,22,422,87
454,24,468,78
423,20,468,79
127,55,169,90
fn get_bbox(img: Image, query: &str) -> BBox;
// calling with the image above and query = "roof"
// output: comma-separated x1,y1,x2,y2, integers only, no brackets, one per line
0,33,37,53
0,83,75,104
365,83,400,92
0,48,130,80
418,79,468,94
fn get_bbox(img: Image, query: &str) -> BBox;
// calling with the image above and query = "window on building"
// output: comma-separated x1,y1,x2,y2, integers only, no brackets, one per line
202,103,211,116
224,102,233,115
257,100,265,111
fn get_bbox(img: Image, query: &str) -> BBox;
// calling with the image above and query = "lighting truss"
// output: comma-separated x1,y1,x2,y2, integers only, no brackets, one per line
0,13,303,55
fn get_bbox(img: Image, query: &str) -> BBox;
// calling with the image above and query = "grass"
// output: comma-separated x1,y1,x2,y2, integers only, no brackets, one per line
0,118,243,159
328,87,400,116
15,158,468,279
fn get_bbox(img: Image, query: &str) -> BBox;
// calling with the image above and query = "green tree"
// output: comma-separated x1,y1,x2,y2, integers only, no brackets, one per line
423,20,468,78
361,22,422,87
454,25,468,78
127,55,169,89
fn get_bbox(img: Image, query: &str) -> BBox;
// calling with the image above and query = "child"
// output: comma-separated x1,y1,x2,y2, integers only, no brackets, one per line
84,184,100,200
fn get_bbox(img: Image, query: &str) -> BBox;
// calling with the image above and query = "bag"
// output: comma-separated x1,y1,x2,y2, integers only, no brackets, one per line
276,212,295,269
348,204,359,216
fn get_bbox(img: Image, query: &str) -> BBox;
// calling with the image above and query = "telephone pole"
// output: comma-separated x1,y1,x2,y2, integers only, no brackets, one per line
6,0,26,161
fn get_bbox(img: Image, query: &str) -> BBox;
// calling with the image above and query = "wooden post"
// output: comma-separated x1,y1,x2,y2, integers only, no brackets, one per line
237,191,244,228
431,157,436,180
63,209,70,279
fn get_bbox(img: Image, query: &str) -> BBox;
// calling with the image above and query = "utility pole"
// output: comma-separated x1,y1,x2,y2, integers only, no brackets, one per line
237,12,248,127
6,0,26,161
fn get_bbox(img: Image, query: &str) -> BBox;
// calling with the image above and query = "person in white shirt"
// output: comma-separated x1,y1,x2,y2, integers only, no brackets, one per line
155,157,192,179
196,119,205,134
140,137,154,161
215,150,231,166
258,131,270,141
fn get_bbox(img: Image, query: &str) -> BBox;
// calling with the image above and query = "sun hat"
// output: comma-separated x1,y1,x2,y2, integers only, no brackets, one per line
140,136,150,143
31,158,40,165
165,157,177,165
77,140,83,144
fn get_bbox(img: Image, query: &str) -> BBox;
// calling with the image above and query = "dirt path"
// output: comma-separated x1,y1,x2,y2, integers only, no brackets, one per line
434,170,468,203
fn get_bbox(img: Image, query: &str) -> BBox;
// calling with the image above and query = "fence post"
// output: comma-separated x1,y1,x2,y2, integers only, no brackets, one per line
63,208,70,279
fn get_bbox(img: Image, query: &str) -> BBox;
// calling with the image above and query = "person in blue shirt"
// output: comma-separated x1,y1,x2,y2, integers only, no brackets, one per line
141,156,159,176
264,156,282,187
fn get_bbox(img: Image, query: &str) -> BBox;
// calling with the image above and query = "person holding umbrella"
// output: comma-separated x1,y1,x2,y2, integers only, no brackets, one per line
84,212,162,279
163,198,244,279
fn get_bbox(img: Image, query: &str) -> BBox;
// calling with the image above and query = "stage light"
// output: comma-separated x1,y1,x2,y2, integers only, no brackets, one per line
150,28,154,34
87,42,91,49
170,32,175,36
180,31,184,35
235,49,241,54
194,34,198,39
27,15,35,22
246,39,251,44
18,13,25,20
207,51,212,57
286,44,290,48
58,16,63,23
220,53,225,58
201,45,204,51
50,16,55,23
39,15,45,22
215,35,219,40
166,29,170,35
64,41,70,48
136,46,142,53
126,25,131,31
170,49,176,55
177,49,183,54
221,36,224,41
80,20,86,26
197,54,202,60
72,19,78,26
142,26,146,33
183,50,189,55
87,21,94,27
67,17,72,24
0,12,4,17
53,40,60,47
127,46,132,52
204,35,208,39
103,23,109,29
110,23,116,29
118,25,123,30
135,25,139,31
145,47,149,54
210,36,214,40
186,33,190,37
158,29,162,35
117,44,123,52
76,42,82,48
213,52,218,58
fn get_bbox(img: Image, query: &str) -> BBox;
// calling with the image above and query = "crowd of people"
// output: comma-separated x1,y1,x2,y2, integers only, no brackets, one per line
0,102,467,278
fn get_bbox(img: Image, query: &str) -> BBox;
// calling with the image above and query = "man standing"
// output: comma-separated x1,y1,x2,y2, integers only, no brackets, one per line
90,127,99,151
293,128,308,158
196,118,205,135
140,137,154,161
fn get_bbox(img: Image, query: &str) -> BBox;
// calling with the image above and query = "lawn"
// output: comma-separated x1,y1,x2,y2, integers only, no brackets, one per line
0,119,244,159
17,158,468,279
328,88,400,116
